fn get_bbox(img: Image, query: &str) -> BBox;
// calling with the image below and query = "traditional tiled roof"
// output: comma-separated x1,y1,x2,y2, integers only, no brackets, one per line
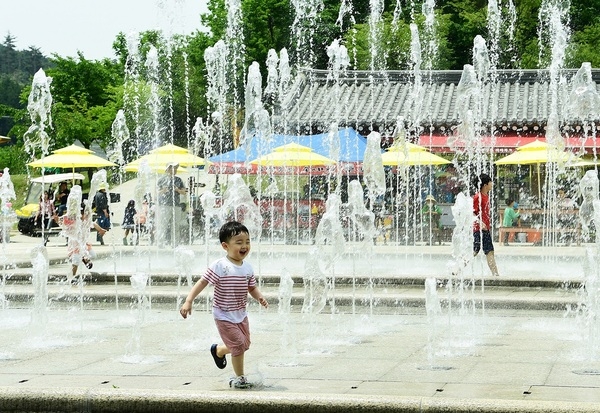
279,67,600,136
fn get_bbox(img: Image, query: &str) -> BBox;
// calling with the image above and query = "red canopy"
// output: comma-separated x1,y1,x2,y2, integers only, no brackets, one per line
419,135,600,154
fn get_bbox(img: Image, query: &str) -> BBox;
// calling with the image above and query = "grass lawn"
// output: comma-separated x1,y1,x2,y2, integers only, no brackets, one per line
10,174,29,210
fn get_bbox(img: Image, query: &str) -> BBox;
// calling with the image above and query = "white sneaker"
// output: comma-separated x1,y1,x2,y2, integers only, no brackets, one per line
229,375,252,389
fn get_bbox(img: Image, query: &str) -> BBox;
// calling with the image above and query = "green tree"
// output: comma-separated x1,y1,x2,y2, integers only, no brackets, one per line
568,22,600,67
242,0,293,70
39,53,124,151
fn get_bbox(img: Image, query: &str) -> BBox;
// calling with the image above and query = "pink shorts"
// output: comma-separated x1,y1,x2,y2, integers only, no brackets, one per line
215,317,250,357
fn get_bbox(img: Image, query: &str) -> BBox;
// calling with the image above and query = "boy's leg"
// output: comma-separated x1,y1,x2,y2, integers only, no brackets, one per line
482,231,500,277
213,343,244,376
215,319,250,376
231,353,245,377
485,251,500,276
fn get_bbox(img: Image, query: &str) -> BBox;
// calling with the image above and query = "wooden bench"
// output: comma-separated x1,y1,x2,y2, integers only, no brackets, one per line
498,227,581,245
498,227,542,244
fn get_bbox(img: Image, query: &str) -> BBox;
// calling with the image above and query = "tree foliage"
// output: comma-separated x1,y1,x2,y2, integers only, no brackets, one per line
0,0,599,173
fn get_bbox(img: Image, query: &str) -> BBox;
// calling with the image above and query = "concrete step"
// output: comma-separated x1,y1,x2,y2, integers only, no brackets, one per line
2,279,581,312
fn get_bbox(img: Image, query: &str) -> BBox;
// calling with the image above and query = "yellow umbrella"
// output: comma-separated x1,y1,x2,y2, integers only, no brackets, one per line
0,135,11,144
381,143,451,166
149,143,193,155
124,144,205,171
250,143,336,167
28,144,117,169
124,161,188,174
495,140,581,198
494,140,578,165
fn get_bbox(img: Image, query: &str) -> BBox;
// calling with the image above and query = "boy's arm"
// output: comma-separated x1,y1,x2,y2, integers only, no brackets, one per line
248,286,269,308
180,278,209,318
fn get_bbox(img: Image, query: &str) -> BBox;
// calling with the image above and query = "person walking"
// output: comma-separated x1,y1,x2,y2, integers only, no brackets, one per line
93,182,110,245
473,173,500,276
157,162,186,247
179,221,269,389
121,200,136,246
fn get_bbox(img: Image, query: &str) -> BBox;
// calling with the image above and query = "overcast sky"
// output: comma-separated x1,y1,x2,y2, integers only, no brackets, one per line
1,0,209,60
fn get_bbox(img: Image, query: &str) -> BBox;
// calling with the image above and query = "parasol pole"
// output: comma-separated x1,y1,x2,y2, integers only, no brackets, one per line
537,163,541,200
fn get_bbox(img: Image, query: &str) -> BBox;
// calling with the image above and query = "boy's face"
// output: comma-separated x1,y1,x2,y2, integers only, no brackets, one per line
222,231,251,263
483,181,493,193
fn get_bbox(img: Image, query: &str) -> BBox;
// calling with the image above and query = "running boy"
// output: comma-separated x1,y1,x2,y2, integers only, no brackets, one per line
473,173,500,276
179,221,268,389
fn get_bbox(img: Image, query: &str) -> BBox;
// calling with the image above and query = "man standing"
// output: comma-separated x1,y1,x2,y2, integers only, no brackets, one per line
93,182,110,246
157,162,187,247
473,173,500,276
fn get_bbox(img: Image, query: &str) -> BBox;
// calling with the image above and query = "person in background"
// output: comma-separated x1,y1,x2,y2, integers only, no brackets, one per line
134,197,149,245
421,194,443,245
121,200,136,246
157,162,186,248
502,199,520,246
421,195,443,229
93,182,110,245
473,173,500,277
36,190,57,230
55,181,70,216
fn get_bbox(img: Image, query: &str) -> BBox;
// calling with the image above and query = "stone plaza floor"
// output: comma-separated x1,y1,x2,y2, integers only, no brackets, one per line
1,232,600,412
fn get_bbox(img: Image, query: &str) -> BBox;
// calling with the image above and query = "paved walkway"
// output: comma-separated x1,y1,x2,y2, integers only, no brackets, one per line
2,232,600,412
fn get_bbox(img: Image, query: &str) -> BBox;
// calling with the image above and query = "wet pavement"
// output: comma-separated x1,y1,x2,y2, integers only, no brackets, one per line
1,231,600,412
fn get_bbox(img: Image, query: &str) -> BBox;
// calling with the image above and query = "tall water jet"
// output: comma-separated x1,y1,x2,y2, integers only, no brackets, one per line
363,131,386,212
220,174,262,240
313,193,345,313
420,0,437,70
291,0,323,68
424,277,442,365
326,38,350,131
368,0,385,72
243,61,272,162
122,272,158,364
264,49,280,107
407,23,424,132
174,246,195,309
452,50,492,199
539,0,570,153
224,0,245,137
29,245,49,328
204,40,229,158
0,168,17,244
486,0,501,72
301,248,329,350
277,268,297,362
108,109,131,183
576,170,600,358
146,46,163,151
448,192,476,316
277,48,292,131
123,32,142,150
345,180,376,313
0,169,18,308
24,69,52,161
